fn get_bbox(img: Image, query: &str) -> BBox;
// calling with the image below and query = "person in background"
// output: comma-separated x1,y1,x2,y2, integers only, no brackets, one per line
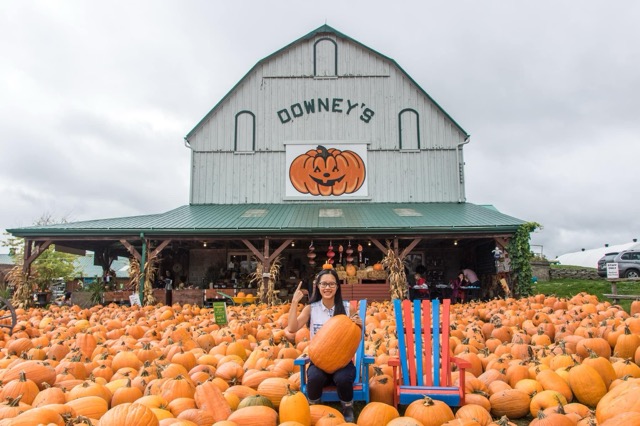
461,268,481,300
450,273,464,303
286,269,362,422
164,271,173,290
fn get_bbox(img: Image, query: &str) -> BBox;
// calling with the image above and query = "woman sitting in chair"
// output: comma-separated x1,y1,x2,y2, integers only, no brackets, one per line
286,269,362,422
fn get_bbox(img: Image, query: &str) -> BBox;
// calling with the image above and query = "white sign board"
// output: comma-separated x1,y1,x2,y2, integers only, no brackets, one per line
129,294,142,306
606,263,619,279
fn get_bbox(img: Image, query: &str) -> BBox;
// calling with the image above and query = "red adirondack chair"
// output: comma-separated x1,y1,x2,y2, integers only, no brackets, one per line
388,298,471,407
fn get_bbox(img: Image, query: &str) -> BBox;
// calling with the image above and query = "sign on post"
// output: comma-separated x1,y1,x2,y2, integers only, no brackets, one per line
606,263,619,279
129,293,142,306
213,301,228,325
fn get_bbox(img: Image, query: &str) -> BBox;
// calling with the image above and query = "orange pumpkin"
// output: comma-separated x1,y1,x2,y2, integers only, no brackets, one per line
308,315,361,373
345,264,357,277
99,403,159,426
289,145,366,196
404,397,455,426
357,402,399,426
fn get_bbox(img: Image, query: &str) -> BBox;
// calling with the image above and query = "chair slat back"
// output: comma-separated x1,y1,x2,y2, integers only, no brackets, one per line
393,298,453,388
350,299,367,382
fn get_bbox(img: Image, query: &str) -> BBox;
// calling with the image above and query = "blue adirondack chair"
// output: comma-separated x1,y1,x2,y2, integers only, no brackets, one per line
389,298,471,407
294,299,374,403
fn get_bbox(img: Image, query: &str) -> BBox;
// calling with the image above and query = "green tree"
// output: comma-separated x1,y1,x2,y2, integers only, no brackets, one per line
508,222,542,297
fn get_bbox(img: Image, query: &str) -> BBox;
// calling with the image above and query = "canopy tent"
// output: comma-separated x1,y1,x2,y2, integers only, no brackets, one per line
555,241,640,268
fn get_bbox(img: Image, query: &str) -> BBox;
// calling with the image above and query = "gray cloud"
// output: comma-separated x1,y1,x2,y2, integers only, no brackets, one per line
2,1,639,261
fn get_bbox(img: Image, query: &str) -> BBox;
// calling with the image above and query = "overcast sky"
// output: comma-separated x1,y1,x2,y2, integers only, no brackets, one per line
1,1,638,260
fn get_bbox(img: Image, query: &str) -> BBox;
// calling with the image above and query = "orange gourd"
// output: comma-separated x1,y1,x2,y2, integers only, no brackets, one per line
308,315,361,373
228,405,278,426
356,402,399,426
99,402,159,426
279,385,311,426
489,389,531,419
404,397,454,426
194,379,232,422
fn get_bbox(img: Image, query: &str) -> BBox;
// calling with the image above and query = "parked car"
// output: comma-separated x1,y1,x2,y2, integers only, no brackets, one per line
613,250,640,278
597,252,619,277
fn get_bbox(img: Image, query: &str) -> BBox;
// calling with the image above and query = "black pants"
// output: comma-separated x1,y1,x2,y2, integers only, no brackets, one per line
307,361,356,402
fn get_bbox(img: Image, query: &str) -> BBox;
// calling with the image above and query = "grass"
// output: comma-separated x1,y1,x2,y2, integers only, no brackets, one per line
533,277,639,312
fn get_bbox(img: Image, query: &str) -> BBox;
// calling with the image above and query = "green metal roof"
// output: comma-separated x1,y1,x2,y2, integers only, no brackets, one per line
185,24,468,141
8,203,525,238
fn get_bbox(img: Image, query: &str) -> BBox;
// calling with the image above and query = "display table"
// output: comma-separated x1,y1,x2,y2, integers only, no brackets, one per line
344,279,389,302
172,289,204,306
103,291,134,305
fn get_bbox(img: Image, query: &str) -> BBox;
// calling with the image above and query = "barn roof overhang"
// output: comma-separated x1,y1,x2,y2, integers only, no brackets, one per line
7,202,525,241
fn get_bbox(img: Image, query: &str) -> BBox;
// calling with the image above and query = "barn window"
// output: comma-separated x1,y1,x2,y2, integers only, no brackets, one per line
314,38,338,77
234,110,256,152
398,108,421,150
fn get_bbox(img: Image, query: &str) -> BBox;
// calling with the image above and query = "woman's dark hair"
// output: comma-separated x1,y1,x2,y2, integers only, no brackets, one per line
309,269,346,316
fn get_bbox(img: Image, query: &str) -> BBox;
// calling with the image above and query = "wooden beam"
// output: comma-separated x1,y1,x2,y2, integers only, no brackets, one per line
151,240,171,259
494,237,510,251
241,239,264,262
370,238,387,254
269,239,292,262
23,240,53,273
400,238,422,259
120,240,141,262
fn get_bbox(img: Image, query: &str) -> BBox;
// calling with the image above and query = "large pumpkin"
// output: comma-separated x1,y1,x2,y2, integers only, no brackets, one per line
99,403,159,426
308,314,361,373
289,145,366,196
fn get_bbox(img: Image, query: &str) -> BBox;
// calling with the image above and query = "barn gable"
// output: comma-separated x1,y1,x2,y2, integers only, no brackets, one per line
185,25,470,205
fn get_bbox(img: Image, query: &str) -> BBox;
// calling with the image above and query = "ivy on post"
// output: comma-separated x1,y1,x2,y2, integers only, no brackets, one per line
508,222,542,297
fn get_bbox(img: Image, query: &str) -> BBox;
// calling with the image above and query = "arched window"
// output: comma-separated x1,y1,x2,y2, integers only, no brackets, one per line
398,108,420,150
314,38,337,77
234,110,256,152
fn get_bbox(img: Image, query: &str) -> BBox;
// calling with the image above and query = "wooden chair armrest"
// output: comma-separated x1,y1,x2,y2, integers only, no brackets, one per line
387,356,400,367
451,357,472,369
294,355,310,366
363,355,375,365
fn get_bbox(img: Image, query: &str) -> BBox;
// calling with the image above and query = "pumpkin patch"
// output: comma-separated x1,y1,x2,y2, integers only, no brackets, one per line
0,293,638,425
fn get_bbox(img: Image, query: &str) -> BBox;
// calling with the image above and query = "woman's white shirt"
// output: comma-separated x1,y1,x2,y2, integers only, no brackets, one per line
309,300,350,339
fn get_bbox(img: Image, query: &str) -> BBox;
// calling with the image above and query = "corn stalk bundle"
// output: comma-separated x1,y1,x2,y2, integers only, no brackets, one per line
249,255,282,306
143,252,158,306
266,256,282,306
128,258,141,292
8,265,33,309
381,242,407,300
249,260,265,302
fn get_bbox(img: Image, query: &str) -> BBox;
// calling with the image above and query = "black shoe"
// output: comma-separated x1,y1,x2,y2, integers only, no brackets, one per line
341,401,354,423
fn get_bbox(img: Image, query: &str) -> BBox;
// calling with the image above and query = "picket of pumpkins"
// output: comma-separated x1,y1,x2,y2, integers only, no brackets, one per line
0,292,640,426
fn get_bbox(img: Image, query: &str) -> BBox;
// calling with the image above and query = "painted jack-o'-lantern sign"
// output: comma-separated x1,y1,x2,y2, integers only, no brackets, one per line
289,145,366,196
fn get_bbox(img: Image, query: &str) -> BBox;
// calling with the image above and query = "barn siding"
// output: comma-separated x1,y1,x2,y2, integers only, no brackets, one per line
188,30,468,205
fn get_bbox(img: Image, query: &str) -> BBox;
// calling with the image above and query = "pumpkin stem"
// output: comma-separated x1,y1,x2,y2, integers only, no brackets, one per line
316,145,331,160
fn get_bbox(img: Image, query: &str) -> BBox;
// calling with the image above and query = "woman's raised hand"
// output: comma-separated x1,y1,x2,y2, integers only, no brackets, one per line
291,281,306,304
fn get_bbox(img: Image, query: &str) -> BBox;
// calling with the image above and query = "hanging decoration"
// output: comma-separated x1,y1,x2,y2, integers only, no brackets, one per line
307,241,316,266
338,244,344,264
358,243,363,264
327,241,336,265
345,241,354,264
